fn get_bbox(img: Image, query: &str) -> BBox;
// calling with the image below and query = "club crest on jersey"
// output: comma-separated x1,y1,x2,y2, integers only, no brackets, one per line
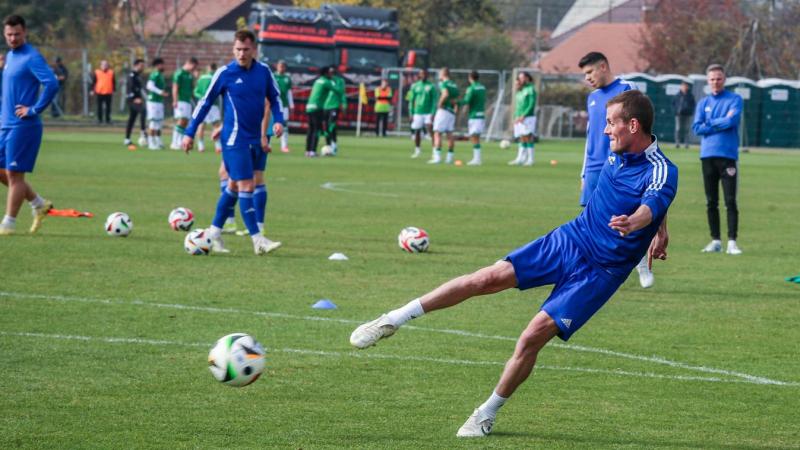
726,167,737,176
608,155,616,165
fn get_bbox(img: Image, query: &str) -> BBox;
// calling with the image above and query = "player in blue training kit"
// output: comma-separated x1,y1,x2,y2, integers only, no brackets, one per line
577,51,657,289
182,30,285,255
350,90,678,438
0,15,59,236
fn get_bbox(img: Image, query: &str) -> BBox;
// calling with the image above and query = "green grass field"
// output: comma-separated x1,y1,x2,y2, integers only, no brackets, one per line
1,129,799,449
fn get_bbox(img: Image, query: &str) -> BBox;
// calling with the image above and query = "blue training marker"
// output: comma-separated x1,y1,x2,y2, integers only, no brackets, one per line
312,299,338,310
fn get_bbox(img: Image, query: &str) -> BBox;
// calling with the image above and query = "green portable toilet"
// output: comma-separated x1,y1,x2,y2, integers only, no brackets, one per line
686,74,710,145
757,79,800,148
654,74,692,144
620,72,659,104
724,77,761,148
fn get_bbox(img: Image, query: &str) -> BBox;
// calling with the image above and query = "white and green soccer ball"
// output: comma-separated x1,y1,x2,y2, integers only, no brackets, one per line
320,145,334,156
105,212,133,237
208,333,266,387
398,226,429,253
499,139,511,149
184,229,212,255
168,207,195,231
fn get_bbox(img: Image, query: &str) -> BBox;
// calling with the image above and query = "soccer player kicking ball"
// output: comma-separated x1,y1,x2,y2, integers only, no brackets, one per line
182,30,285,256
350,90,677,437
0,15,58,236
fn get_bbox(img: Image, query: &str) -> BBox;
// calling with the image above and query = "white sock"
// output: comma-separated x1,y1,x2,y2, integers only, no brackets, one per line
1,215,16,226
478,391,507,419
250,232,264,242
527,147,535,163
257,223,264,233
433,149,441,158
30,195,45,209
198,140,205,151
415,146,420,153
636,255,649,271
208,225,222,238
385,298,424,327
224,216,235,226
147,135,154,147
516,145,524,161
157,136,163,147
172,128,180,147
214,139,221,151
473,148,481,160
281,132,289,149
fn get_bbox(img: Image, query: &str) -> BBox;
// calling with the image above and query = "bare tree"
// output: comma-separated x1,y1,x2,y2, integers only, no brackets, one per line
120,0,201,58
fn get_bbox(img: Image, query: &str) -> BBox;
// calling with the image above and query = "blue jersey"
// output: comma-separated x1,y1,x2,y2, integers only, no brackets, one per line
692,90,742,160
563,139,678,278
582,78,635,177
186,59,284,147
1,43,59,128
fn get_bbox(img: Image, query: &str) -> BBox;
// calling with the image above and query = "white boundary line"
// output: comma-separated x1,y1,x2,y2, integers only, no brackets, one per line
1,331,791,386
1,291,797,387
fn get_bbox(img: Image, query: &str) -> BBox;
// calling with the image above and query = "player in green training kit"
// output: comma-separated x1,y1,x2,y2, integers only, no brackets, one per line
322,67,346,155
407,69,436,158
170,57,197,150
273,60,293,153
145,58,169,150
509,72,537,166
305,67,338,157
430,67,459,164
192,62,221,153
460,70,486,166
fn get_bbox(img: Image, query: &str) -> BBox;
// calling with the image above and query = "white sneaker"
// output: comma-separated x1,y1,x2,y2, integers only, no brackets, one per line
726,240,742,255
123,138,132,146
427,156,441,164
637,264,654,289
467,159,481,166
209,234,230,254
456,408,495,438
349,314,397,349
701,240,722,253
522,159,534,167
253,236,281,255
170,144,181,151
138,135,147,146
507,158,521,166
411,149,421,159
0,223,15,236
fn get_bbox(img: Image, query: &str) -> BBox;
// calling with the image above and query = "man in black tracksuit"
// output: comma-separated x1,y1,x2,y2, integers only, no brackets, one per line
124,59,147,148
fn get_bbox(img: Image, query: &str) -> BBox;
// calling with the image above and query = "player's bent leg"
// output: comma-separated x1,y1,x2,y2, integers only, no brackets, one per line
350,261,517,349
458,310,558,438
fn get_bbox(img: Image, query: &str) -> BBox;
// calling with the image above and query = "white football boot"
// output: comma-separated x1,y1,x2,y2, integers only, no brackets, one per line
456,408,495,438
350,314,397,349
726,240,742,255
701,239,722,253
253,235,282,255
636,257,654,289
209,233,230,254
411,148,421,159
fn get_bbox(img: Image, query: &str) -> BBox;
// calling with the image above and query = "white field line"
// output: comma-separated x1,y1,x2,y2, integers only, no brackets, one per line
2,331,794,387
321,182,400,198
0,291,796,387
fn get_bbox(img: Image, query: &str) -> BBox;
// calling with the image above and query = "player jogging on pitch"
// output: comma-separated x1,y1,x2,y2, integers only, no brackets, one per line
350,90,677,438
578,52,654,288
460,70,486,166
407,69,436,159
508,72,537,166
182,30,285,256
0,15,58,236
429,67,459,164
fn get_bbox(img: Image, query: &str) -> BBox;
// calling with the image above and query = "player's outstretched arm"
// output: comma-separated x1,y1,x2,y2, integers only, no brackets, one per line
608,204,653,236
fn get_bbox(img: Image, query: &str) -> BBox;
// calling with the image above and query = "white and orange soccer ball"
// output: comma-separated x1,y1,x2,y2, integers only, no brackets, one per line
398,226,429,253
184,229,212,255
105,212,133,237
208,333,266,387
168,207,195,231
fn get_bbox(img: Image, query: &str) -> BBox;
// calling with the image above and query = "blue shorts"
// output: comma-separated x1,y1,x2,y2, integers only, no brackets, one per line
222,143,269,181
0,125,43,172
505,227,626,341
580,169,601,206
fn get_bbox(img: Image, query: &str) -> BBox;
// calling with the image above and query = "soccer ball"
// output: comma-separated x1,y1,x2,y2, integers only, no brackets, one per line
499,139,511,149
398,226,429,253
169,207,194,231
320,145,334,156
208,333,266,387
168,207,195,231
105,212,133,237
184,229,212,255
